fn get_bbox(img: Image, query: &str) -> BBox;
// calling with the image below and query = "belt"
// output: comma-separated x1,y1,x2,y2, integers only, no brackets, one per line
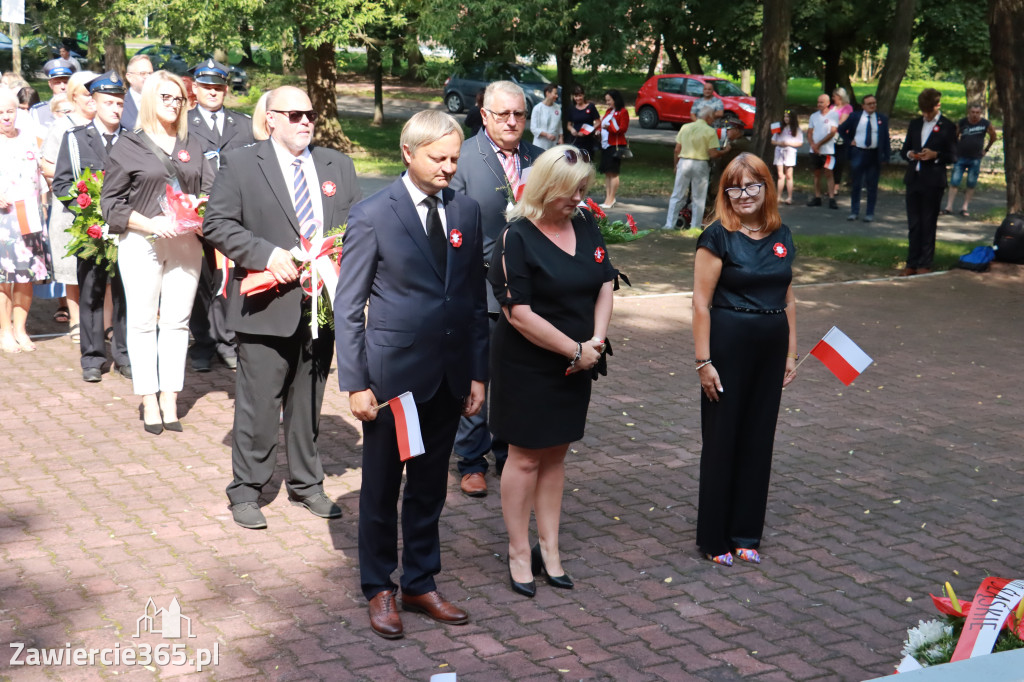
722,306,787,315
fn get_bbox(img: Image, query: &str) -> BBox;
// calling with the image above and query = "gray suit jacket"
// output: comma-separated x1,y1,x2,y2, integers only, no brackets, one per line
449,133,543,312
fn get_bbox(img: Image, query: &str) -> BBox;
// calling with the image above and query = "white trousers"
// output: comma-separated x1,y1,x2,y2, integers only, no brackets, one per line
665,158,710,229
117,230,202,395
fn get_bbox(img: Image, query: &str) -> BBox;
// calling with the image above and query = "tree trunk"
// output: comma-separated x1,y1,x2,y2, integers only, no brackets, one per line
663,40,684,73
740,69,751,94
821,42,843,95
10,22,21,75
390,43,401,77
964,73,987,109
303,39,352,151
838,68,856,106
405,40,425,80
103,33,126,75
647,33,662,78
752,0,793,164
282,30,297,76
238,20,256,67
989,0,1024,213
875,0,917,117
556,40,574,140
680,39,703,74
366,42,384,126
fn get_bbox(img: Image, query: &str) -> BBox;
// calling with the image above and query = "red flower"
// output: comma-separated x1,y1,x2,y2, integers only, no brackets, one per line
594,246,606,263
586,198,606,219
77,193,92,208
773,243,787,258
321,181,336,197
76,180,87,193
626,214,638,234
177,150,191,163
86,224,103,239
449,229,463,248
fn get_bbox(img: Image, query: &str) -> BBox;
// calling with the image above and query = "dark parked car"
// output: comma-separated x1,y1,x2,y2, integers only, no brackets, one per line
443,62,556,114
135,44,249,92
634,74,756,130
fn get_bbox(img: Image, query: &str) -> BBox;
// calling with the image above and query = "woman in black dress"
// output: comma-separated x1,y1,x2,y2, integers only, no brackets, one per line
489,145,615,597
692,153,798,566
564,85,600,155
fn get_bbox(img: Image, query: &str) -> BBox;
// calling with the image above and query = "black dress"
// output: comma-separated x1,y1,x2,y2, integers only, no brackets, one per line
566,103,600,154
488,211,615,448
695,220,795,557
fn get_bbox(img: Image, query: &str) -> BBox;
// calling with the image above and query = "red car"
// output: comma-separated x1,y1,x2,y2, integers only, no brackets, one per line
635,74,756,130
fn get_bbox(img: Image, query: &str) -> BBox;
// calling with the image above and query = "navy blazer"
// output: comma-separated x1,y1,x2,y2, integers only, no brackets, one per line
837,109,891,163
334,178,489,403
121,93,140,132
900,115,958,190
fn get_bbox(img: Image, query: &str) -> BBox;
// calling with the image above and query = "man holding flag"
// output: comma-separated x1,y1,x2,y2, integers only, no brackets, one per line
335,110,489,640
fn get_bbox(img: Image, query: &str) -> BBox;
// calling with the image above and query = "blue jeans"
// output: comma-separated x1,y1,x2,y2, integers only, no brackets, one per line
950,157,981,189
848,147,881,217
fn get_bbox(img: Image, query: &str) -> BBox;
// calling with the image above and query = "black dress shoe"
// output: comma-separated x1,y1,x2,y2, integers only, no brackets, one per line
163,420,183,432
82,367,102,383
191,356,212,373
143,421,163,435
508,561,536,598
117,364,132,380
532,543,574,589
289,491,343,518
230,501,267,529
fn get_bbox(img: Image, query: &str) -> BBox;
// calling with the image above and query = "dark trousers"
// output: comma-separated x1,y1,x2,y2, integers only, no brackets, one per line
225,326,334,505
359,379,462,600
833,143,848,185
848,147,881,217
189,244,236,362
454,313,507,474
76,257,129,370
697,308,788,556
905,184,944,269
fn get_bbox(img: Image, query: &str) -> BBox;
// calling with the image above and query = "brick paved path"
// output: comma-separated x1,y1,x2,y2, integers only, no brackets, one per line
2,263,1022,681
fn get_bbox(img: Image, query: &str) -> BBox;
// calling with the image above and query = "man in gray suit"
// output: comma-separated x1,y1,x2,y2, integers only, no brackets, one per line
449,80,544,497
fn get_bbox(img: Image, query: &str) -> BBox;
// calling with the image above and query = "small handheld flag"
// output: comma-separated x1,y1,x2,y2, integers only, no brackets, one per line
770,121,782,135
386,392,425,462
823,155,836,170
807,326,872,385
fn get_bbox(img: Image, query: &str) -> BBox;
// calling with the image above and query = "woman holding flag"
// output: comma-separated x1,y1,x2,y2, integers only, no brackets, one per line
692,152,797,567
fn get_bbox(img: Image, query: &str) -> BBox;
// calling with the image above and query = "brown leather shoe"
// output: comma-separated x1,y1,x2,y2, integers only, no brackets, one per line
460,472,487,497
897,267,918,277
368,590,403,639
401,590,469,624
916,267,932,274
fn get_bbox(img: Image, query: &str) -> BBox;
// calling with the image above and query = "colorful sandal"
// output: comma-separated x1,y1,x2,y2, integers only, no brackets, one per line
735,548,761,564
706,552,733,566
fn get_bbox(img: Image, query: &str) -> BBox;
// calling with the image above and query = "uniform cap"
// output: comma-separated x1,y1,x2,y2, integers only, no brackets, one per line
190,58,229,86
44,58,75,78
87,71,126,95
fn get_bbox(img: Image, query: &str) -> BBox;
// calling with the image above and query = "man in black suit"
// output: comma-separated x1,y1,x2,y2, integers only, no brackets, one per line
334,110,488,639
448,80,543,497
203,86,361,529
53,72,131,383
187,59,256,372
838,93,891,222
899,88,957,276
121,55,153,131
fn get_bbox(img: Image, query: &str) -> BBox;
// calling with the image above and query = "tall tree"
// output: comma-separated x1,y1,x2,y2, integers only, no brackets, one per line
752,0,794,163
874,0,916,117
918,0,992,111
989,0,1024,213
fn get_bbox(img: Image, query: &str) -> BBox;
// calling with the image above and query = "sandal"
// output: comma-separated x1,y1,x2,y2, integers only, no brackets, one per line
706,552,733,566
735,548,761,564
69,324,81,344
53,306,70,323
960,209,970,218
14,334,36,352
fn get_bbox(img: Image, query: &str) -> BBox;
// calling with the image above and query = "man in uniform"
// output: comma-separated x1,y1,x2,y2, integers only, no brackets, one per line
187,59,255,372
52,72,131,382
30,58,75,134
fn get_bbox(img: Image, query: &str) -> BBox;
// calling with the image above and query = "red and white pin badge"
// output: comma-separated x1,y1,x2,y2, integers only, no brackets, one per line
933,125,940,133
594,246,606,263
25,151,35,161
177,150,191,163
322,181,336,197
449,229,462,248
773,243,788,258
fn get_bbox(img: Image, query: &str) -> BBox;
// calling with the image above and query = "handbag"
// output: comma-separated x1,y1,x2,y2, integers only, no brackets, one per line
614,144,633,160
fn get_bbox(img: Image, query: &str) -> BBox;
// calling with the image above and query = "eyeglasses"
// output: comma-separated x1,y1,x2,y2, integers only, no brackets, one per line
562,148,590,164
270,109,318,124
724,183,764,199
484,108,526,122
159,93,187,108
127,71,153,78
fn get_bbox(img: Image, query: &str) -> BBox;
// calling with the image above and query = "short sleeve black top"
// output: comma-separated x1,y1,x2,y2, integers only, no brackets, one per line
696,220,795,310
956,117,990,159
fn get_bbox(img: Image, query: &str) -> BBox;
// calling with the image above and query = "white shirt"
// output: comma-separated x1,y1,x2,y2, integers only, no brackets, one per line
128,88,142,111
270,138,323,233
401,172,447,236
808,110,838,155
530,101,560,150
916,113,941,171
197,105,223,136
853,112,877,149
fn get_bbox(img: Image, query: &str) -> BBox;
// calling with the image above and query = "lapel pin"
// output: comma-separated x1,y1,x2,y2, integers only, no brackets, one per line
449,229,462,248
321,181,336,197
773,243,787,258
177,150,191,163
594,246,605,263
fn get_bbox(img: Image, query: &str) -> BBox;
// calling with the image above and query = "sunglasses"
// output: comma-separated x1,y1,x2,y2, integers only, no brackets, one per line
159,93,188,108
562,148,590,164
271,109,318,124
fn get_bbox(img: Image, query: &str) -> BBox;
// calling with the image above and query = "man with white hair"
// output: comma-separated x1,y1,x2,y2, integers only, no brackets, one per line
664,98,729,229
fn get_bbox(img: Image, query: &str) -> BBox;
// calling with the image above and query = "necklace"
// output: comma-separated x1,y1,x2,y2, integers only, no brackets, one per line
539,228,561,238
741,222,765,233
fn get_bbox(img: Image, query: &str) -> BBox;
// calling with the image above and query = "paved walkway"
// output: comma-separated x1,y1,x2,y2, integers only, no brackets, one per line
2,255,1022,680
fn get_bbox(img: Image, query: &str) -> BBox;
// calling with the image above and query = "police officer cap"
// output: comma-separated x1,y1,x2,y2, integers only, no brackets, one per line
87,71,126,95
190,58,229,86
43,58,75,79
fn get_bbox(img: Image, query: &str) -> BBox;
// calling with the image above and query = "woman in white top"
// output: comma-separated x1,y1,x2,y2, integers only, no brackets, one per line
771,111,803,205
530,84,561,150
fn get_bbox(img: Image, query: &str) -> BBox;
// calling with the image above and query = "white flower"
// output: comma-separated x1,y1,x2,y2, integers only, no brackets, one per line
901,619,952,660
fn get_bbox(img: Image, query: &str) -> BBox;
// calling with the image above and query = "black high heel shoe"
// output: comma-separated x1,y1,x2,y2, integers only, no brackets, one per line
532,543,574,589
508,558,536,598
140,404,163,435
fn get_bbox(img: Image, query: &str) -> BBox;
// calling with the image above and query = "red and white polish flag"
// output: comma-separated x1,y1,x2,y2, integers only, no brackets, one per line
770,121,782,134
809,326,872,385
390,391,425,462
823,155,836,170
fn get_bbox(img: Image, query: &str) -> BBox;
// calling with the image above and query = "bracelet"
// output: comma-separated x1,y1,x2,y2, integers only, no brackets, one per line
568,342,582,369
787,353,799,360
695,360,713,371
695,358,711,364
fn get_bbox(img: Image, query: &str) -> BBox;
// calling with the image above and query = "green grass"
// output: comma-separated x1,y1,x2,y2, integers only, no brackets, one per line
785,77,971,121
792,234,983,270
339,117,405,175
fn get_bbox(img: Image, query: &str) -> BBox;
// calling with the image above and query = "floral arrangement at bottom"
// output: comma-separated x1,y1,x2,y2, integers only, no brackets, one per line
61,168,118,277
898,578,1024,671
584,198,652,244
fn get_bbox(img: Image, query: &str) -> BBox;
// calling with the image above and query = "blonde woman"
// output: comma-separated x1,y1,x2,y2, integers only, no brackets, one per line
101,71,214,434
251,91,270,140
488,144,615,597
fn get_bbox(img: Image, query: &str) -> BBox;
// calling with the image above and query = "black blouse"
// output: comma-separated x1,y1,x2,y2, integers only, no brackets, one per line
696,220,795,311
100,130,214,234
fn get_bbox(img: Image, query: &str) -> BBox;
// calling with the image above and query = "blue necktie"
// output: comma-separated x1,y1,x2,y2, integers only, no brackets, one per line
864,114,873,148
292,158,317,239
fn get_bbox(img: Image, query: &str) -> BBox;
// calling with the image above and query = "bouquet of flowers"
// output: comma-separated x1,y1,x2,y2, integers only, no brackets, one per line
62,168,119,277
157,185,207,237
584,198,652,244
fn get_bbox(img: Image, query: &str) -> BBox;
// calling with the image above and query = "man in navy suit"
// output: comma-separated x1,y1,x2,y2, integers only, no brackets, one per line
449,80,543,496
838,93,890,222
899,88,957,276
335,110,489,639
120,55,152,131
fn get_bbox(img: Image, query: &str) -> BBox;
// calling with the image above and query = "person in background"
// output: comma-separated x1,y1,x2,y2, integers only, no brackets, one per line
251,92,270,140
943,103,998,218
121,55,153,131
29,59,75,135
806,94,838,209
830,87,853,187
565,85,600,156
463,88,485,138
838,93,890,222
692,152,797,567
598,89,628,209
530,83,561,150
772,111,803,206
664,98,728,230
59,45,81,73
16,86,40,111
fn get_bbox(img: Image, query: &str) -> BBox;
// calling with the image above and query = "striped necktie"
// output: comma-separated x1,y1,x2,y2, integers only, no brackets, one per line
292,158,318,239
498,149,521,197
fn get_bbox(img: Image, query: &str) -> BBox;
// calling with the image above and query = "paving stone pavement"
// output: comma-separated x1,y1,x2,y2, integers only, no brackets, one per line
1,262,1023,681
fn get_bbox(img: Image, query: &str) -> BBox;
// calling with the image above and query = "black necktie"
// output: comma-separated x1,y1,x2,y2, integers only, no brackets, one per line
864,114,873,148
210,112,218,135
423,195,447,273
102,133,114,149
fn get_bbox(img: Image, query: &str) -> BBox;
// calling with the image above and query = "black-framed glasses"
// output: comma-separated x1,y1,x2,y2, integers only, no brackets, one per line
563,148,590,164
484,108,526,122
159,93,187,108
724,183,764,199
270,109,318,124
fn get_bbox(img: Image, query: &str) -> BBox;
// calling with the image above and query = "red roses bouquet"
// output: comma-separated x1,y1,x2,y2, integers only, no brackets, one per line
584,198,651,244
61,168,119,277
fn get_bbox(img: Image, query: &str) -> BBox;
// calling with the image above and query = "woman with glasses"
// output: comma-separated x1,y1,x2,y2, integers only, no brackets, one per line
692,152,798,567
598,89,629,209
489,145,615,597
101,71,214,434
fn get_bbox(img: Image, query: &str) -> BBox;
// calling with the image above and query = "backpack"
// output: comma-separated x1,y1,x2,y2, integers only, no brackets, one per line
956,245,995,272
994,214,1024,263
